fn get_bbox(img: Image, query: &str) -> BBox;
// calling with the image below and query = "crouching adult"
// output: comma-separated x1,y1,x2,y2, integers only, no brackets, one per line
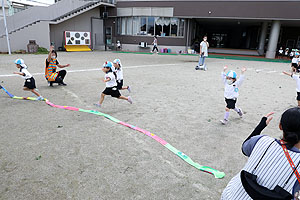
45,46,70,87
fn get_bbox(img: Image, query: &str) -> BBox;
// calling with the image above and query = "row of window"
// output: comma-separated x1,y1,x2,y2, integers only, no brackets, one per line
117,17,185,37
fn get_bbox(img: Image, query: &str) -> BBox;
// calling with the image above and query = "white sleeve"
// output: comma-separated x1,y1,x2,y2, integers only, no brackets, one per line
292,74,299,80
235,74,245,87
221,72,227,84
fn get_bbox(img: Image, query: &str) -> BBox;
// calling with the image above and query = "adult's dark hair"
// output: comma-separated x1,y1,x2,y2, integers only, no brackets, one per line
51,50,57,58
281,107,300,148
203,35,207,38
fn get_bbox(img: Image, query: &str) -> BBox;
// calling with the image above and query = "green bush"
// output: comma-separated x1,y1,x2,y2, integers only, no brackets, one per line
35,47,49,54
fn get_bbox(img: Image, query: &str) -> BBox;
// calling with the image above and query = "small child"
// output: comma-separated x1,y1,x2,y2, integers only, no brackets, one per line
291,52,300,72
13,59,44,100
283,71,300,107
117,40,121,50
290,50,295,60
285,48,290,59
94,61,132,107
220,66,247,125
278,47,283,59
112,59,131,92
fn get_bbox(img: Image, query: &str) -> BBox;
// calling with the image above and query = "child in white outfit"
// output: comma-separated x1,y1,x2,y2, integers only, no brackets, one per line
221,66,247,125
94,61,132,108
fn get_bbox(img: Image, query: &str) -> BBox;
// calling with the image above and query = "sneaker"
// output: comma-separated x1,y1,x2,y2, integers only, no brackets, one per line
58,82,67,86
238,108,243,118
48,82,53,87
127,86,131,93
94,103,101,108
36,96,44,101
150,50,153,53
220,119,228,125
128,96,133,104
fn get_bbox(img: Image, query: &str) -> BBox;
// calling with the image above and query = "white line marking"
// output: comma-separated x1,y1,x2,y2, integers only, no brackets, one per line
0,63,178,78
255,69,264,72
267,70,277,74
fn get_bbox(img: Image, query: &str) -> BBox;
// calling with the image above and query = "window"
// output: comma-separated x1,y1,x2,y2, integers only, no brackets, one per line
147,17,155,36
121,18,126,35
126,17,133,35
171,18,178,36
140,17,147,35
117,17,184,37
133,17,140,35
178,19,185,37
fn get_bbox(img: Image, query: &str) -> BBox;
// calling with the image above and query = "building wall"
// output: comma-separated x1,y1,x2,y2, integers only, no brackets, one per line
0,21,50,52
116,0,300,20
50,7,101,50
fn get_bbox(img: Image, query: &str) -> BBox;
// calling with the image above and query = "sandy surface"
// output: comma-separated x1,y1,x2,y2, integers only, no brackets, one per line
0,51,295,200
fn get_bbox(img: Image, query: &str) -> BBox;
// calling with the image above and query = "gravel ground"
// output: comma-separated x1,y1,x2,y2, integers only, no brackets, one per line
0,51,295,200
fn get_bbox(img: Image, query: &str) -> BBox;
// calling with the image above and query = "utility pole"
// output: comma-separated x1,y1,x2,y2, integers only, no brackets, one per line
2,0,11,54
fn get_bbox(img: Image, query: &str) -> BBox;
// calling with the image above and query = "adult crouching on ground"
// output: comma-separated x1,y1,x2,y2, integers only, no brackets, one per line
45,45,70,87
222,108,300,200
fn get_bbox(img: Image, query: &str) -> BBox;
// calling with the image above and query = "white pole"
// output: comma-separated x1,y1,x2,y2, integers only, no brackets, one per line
2,0,11,54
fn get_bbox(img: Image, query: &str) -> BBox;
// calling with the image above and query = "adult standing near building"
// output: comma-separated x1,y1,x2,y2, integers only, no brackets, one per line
196,35,209,71
221,108,300,200
151,36,159,53
45,45,70,87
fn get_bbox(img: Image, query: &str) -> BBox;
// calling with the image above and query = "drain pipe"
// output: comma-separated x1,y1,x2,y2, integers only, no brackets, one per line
2,0,11,54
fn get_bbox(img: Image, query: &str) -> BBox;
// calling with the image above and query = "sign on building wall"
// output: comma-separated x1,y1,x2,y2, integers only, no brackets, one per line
64,31,91,45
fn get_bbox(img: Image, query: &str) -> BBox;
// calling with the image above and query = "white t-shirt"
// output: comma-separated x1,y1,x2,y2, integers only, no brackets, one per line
105,72,117,88
292,57,299,64
292,74,300,92
200,41,209,57
222,72,245,99
153,38,157,46
115,68,123,81
20,68,32,79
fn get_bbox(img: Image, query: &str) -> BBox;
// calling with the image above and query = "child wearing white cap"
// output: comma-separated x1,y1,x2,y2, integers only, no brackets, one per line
221,66,247,125
13,59,44,100
291,52,300,72
112,59,131,92
94,61,132,108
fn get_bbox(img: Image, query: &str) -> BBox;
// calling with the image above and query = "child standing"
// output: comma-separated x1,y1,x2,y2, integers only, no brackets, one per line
278,47,283,59
283,71,300,107
13,59,44,100
94,61,132,107
220,66,247,125
112,59,131,92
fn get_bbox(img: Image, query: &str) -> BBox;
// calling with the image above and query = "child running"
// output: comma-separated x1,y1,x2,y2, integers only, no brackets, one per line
112,59,131,92
94,61,132,107
220,66,247,125
291,52,300,72
13,59,44,100
283,71,300,107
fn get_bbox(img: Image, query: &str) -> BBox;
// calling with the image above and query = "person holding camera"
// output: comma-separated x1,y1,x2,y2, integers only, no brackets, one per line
221,108,300,200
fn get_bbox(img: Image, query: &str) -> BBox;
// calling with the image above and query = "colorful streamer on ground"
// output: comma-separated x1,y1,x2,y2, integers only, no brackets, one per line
0,85,225,179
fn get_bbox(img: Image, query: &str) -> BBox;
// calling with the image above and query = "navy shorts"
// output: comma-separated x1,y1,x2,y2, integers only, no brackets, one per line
117,80,123,90
225,98,237,109
24,77,36,89
103,87,121,98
